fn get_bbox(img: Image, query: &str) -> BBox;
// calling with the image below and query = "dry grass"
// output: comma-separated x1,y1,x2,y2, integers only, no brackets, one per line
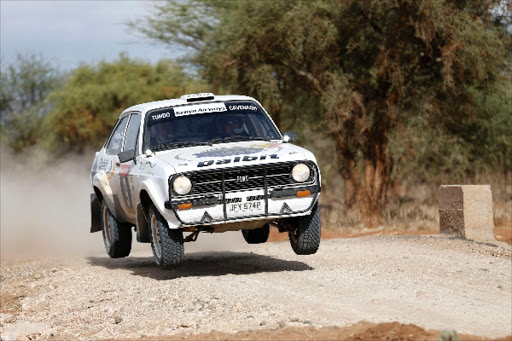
320,172,511,234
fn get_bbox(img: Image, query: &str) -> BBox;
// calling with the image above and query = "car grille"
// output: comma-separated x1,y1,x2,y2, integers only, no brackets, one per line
171,161,316,197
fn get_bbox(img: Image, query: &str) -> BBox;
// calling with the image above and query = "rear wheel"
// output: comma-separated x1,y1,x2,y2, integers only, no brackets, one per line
148,204,184,269
289,203,321,255
101,201,132,258
242,224,270,244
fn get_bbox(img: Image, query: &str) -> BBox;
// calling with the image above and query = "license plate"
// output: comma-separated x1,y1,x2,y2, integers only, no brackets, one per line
228,201,263,213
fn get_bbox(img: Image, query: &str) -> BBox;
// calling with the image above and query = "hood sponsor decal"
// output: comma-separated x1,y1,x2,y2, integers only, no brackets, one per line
250,142,281,149
193,142,282,158
197,154,279,167
160,141,293,169
194,146,260,158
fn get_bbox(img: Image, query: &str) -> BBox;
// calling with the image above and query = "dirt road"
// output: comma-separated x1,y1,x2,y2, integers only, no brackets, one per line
1,233,510,340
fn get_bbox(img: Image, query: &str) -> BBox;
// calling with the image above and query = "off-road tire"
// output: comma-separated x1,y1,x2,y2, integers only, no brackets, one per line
101,200,132,258
242,224,270,244
148,204,184,269
289,203,321,255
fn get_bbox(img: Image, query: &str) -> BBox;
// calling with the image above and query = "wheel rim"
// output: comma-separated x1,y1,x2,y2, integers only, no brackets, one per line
290,228,299,244
103,205,111,246
150,213,162,260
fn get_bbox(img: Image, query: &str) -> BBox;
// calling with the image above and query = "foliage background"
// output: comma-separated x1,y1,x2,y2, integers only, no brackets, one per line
129,0,511,227
1,0,510,230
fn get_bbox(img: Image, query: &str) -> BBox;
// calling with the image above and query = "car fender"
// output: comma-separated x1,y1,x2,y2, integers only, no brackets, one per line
138,180,181,229
303,149,322,188
91,171,118,218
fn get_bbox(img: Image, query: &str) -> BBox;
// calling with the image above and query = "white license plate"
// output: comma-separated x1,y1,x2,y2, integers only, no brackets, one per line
228,201,263,213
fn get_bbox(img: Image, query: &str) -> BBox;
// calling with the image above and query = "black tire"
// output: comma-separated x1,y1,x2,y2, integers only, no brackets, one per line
148,204,184,269
242,224,270,244
101,200,132,258
289,203,321,255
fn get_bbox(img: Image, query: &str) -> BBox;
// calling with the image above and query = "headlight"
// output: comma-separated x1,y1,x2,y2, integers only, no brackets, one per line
291,163,310,182
173,175,192,195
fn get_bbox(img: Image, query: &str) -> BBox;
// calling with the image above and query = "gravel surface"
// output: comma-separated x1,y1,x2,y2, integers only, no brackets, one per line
1,234,511,340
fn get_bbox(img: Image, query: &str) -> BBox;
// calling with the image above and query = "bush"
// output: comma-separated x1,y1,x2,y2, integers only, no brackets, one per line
43,55,205,152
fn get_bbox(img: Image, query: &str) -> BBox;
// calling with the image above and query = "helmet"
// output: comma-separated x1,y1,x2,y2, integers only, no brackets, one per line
220,115,244,135
150,122,174,144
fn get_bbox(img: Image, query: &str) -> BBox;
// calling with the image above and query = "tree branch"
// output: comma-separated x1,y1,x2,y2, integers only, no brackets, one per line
278,61,323,95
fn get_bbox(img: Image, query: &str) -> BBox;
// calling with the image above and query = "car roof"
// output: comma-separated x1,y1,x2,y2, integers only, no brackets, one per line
120,94,257,117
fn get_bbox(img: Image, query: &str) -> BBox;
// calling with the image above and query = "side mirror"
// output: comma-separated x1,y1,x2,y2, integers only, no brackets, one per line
283,131,298,143
118,149,136,163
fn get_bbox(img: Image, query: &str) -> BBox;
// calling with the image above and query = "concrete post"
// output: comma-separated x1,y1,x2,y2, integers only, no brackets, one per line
438,185,495,242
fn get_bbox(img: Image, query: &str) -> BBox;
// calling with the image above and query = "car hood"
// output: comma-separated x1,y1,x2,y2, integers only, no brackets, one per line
153,141,308,174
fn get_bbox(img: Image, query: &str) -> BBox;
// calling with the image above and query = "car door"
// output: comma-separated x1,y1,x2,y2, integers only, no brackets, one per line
101,115,130,220
115,113,142,223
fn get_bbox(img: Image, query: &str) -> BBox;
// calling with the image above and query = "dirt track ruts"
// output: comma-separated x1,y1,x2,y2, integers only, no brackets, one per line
1,234,511,340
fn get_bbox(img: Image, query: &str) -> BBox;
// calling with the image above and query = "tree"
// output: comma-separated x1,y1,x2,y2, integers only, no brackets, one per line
45,55,204,151
134,0,511,227
0,53,62,151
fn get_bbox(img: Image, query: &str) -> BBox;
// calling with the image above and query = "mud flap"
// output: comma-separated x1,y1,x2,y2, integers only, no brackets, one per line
90,193,102,233
136,204,151,243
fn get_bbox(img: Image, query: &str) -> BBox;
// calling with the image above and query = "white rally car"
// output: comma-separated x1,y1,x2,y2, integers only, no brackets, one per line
90,93,321,269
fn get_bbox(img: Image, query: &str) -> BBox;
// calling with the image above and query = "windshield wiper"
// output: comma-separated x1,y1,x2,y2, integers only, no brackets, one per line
246,136,271,141
208,136,246,144
209,136,271,144
152,141,211,151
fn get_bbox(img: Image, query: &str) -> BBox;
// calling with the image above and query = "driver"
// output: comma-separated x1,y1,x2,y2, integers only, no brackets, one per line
220,116,245,137
150,123,175,146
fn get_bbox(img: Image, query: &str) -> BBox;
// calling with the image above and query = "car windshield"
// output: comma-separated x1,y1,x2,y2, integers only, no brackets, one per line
144,100,281,151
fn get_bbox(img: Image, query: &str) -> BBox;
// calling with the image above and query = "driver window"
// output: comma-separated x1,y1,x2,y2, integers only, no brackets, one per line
123,114,142,153
106,116,129,155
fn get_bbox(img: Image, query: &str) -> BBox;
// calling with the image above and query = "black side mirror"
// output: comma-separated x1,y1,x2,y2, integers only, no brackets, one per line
283,131,298,142
118,149,136,163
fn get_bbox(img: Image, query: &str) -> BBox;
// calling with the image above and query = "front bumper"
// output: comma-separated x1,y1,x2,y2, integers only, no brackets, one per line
165,161,320,226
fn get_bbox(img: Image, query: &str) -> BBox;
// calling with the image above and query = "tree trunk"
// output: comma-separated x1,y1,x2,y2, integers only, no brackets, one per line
334,132,391,228
336,145,356,209
344,178,357,209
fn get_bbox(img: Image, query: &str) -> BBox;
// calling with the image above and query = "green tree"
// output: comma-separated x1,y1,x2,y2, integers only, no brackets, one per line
0,53,62,151
391,80,512,185
134,0,511,227
45,55,204,151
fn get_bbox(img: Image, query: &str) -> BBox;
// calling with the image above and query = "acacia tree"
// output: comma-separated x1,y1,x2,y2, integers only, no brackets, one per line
134,0,510,227
46,55,203,151
0,53,62,151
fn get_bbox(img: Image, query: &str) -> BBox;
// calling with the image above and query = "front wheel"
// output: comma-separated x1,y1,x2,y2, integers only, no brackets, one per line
101,201,132,258
148,204,184,269
289,203,321,255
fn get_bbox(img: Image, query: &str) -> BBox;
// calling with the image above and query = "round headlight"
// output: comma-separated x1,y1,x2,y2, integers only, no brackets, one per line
291,163,311,182
173,175,192,195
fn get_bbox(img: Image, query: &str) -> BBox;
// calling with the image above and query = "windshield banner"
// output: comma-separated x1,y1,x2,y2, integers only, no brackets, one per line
174,103,227,117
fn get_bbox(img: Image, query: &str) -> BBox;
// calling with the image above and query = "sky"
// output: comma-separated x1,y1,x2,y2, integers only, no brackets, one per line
0,0,182,71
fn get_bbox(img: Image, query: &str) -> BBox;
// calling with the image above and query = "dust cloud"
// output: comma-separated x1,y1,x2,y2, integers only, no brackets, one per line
1,148,103,259
0,148,247,260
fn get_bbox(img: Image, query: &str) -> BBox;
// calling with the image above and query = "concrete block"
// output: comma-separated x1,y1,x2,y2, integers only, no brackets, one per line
438,185,495,242
439,209,464,235
438,185,464,210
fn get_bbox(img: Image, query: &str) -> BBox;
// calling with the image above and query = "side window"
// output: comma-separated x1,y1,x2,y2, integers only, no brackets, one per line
106,116,129,155
252,113,281,139
123,114,142,153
